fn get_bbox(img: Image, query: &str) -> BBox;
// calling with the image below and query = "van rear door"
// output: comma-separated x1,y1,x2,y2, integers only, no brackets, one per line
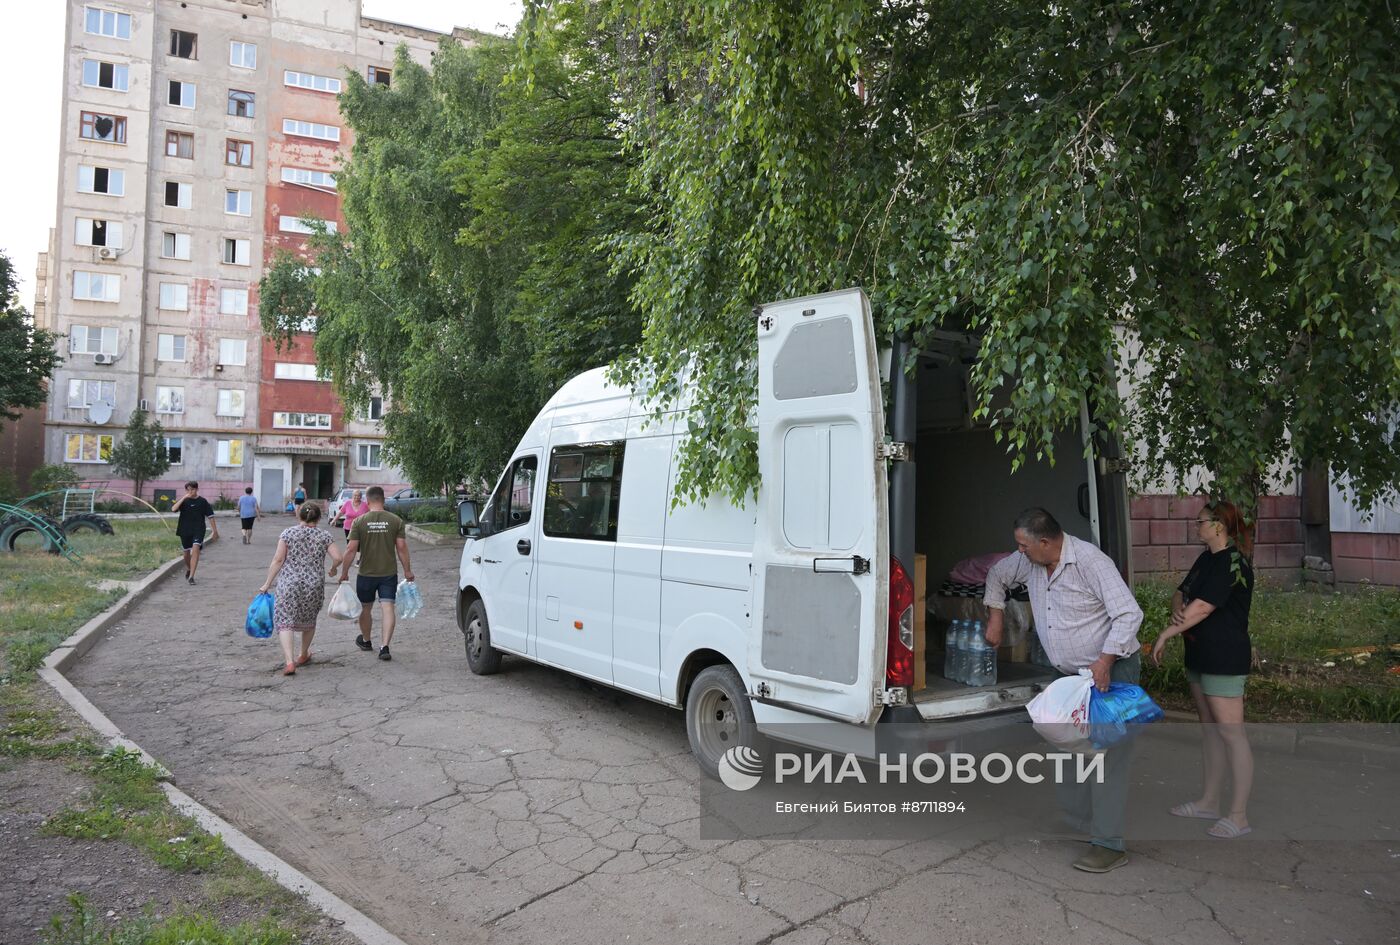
751,288,889,725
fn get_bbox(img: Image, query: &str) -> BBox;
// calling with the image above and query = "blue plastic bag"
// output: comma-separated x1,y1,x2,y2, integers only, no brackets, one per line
1088,682,1164,749
245,593,275,639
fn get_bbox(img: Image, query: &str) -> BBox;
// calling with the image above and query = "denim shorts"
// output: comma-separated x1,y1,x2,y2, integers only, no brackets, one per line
355,573,397,603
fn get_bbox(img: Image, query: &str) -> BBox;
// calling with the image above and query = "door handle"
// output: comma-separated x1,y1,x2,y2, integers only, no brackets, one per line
471,554,481,564
517,539,532,555
1077,483,1091,519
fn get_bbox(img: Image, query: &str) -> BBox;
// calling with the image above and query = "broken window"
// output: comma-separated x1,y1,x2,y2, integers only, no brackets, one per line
225,138,253,167
368,66,391,87
169,30,197,59
80,111,126,144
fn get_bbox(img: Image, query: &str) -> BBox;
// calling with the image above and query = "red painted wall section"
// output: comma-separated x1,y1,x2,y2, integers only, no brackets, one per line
1331,533,1400,587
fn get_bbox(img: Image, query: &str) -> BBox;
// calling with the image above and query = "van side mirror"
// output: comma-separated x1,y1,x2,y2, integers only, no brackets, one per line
457,499,480,538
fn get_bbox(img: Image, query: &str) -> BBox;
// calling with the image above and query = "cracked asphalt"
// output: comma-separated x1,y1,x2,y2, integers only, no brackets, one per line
68,527,1399,945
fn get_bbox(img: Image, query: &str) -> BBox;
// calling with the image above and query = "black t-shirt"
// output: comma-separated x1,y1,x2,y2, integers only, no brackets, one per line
175,496,215,537
1178,547,1254,675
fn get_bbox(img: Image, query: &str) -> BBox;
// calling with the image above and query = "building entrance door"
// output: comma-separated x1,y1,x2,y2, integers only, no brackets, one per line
305,462,335,499
259,468,284,510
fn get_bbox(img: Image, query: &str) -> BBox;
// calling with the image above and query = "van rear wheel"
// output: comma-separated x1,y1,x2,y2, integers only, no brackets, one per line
685,665,766,781
463,600,502,675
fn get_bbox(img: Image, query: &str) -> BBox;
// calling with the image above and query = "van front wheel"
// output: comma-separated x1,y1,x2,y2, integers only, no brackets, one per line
463,600,503,675
685,665,766,781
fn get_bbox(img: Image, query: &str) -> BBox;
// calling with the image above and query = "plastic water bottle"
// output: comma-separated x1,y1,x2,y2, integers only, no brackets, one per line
943,621,960,682
974,620,997,686
954,621,973,684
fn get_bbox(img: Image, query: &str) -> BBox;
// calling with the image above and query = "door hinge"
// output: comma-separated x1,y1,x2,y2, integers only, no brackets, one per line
877,440,911,462
878,687,908,706
1097,457,1131,475
755,681,773,698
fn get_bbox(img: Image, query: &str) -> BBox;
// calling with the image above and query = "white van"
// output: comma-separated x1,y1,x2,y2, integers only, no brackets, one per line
455,288,1131,778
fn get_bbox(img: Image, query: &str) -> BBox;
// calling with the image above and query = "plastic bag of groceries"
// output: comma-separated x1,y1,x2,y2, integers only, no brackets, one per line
1088,683,1164,749
244,593,274,638
394,580,422,619
1026,670,1096,751
327,581,362,620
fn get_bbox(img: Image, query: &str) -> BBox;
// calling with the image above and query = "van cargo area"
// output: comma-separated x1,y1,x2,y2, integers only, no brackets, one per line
906,338,1098,715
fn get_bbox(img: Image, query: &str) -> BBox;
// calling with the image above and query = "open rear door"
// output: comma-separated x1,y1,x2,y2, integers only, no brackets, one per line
751,288,888,725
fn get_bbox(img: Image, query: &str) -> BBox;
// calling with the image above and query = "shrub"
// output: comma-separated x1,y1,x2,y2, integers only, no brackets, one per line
27,464,81,515
407,503,453,523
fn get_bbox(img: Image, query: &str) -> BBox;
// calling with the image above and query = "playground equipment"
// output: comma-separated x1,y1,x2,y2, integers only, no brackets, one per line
0,504,77,559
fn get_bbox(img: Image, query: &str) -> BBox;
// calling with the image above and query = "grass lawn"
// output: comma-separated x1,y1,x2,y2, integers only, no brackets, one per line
0,521,177,680
0,521,339,943
1137,581,1400,723
414,522,460,536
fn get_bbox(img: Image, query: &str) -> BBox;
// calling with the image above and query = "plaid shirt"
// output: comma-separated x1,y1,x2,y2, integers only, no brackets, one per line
983,535,1142,673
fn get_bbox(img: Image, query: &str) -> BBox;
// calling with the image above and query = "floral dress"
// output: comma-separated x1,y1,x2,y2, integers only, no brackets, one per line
273,525,334,631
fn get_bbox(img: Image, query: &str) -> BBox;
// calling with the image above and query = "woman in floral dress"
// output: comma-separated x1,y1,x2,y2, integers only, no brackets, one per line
257,503,344,675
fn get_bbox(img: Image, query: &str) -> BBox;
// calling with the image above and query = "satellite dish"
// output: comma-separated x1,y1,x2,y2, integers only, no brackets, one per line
89,400,114,425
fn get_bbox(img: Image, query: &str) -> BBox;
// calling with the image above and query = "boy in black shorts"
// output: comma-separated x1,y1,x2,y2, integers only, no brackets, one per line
171,481,218,584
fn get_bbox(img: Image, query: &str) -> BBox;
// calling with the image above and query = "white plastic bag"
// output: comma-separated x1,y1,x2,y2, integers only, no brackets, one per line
1026,670,1095,750
328,581,362,620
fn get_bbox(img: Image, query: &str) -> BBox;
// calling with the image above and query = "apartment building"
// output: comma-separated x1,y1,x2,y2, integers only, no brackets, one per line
45,0,483,507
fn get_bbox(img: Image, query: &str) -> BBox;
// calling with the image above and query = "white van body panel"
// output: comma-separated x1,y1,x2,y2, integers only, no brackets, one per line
750,289,888,725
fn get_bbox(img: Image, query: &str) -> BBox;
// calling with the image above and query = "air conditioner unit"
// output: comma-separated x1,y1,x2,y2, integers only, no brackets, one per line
93,352,116,365
97,246,117,260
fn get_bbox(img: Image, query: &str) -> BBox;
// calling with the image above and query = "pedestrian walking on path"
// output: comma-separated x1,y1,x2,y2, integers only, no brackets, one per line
258,503,345,676
237,486,261,544
335,489,369,543
338,486,414,662
171,481,218,585
1153,498,1255,839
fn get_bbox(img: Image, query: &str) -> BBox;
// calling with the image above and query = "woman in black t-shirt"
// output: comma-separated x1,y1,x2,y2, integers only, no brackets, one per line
1151,499,1254,839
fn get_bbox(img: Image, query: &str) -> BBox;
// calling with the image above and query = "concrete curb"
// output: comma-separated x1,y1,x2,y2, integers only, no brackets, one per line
35,541,413,945
404,522,458,546
162,784,411,945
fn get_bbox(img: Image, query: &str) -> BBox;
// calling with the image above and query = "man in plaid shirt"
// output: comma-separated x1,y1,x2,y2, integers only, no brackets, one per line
984,507,1143,874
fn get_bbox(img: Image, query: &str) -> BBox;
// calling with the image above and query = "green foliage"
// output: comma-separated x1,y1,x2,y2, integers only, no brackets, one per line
0,248,61,425
261,25,642,489
1137,581,1400,722
27,463,82,515
44,894,299,945
568,0,1400,510
106,409,169,500
44,746,230,873
0,521,172,679
0,468,18,504
407,502,453,523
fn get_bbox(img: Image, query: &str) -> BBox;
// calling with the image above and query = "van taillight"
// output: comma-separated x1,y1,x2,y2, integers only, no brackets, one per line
887,556,914,687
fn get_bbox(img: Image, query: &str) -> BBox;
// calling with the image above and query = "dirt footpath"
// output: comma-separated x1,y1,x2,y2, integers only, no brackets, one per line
67,527,1400,945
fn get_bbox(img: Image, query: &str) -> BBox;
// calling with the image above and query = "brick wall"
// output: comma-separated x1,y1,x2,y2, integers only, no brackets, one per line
1130,494,1305,586
1331,533,1400,587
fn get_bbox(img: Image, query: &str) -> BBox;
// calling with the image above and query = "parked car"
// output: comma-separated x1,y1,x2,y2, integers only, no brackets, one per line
454,287,1132,780
383,487,450,517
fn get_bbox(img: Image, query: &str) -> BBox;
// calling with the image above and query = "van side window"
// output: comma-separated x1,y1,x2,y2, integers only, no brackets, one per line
544,441,625,541
485,456,537,534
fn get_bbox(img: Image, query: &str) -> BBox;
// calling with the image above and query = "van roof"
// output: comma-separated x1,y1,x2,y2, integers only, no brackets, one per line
541,366,630,412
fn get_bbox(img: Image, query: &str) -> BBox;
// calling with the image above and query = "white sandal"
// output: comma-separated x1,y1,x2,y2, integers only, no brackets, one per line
1169,801,1220,820
1207,817,1252,839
